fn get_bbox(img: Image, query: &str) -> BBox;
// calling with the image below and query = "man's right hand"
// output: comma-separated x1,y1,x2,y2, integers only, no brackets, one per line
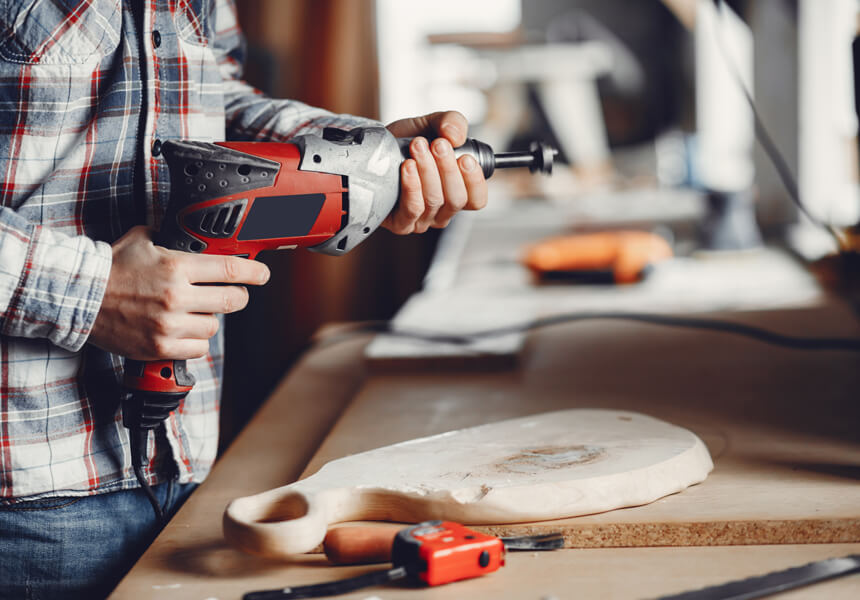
89,226,270,360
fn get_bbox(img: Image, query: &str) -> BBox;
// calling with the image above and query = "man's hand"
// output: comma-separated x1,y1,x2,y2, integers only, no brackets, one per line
383,110,488,234
89,226,270,361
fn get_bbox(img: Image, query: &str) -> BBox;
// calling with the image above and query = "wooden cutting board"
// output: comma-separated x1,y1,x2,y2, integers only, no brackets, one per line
223,409,713,559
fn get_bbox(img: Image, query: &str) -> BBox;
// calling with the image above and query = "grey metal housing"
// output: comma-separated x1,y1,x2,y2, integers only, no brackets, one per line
293,127,403,256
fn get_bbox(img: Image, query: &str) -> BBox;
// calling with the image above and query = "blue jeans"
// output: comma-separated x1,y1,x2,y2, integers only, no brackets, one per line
0,480,196,600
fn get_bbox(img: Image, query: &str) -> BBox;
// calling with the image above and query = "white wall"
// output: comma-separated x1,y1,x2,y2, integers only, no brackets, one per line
375,0,521,123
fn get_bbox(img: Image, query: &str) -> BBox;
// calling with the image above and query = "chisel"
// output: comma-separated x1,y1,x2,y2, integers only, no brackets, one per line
323,522,563,565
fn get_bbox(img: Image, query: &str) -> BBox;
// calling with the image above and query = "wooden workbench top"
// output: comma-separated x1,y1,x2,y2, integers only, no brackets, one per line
112,302,860,599
113,197,860,598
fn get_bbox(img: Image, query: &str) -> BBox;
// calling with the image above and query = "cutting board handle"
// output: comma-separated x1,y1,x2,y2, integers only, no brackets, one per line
223,485,344,558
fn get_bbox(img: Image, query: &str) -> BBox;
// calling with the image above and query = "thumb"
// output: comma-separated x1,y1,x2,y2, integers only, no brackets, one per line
386,111,468,146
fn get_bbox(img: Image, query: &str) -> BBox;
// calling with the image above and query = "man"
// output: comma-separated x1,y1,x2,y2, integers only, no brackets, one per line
0,1,487,598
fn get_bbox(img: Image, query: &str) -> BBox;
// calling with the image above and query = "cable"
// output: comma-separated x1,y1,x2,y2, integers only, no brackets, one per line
314,311,860,353
129,426,165,523
133,463,164,522
711,0,846,250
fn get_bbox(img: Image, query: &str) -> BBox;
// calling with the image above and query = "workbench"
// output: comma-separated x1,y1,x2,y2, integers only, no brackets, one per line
113,187,860,599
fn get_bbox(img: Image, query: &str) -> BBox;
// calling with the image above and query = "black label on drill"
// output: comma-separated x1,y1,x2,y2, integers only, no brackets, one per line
237,193,325,240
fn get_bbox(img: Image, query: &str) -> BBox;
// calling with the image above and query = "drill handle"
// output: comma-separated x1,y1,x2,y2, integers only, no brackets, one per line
122,359,195,432
124,358,195,393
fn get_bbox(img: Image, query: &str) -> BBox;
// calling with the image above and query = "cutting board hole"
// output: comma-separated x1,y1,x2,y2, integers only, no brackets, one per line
256,492,309,524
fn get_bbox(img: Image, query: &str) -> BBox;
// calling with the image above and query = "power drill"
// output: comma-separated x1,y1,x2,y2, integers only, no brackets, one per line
121,126,556,518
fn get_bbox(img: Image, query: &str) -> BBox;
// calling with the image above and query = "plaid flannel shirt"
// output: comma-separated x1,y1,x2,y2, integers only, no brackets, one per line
0,0,372,502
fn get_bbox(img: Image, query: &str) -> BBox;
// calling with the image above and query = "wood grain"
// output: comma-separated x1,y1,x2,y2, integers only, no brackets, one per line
223,410,713,557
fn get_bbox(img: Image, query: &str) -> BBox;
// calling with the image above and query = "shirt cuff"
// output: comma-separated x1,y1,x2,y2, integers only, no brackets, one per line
3,225,112,352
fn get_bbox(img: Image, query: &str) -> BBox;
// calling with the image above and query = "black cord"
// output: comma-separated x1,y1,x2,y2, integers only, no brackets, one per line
711,0,845,249
315,311,860,353
129,426,164,523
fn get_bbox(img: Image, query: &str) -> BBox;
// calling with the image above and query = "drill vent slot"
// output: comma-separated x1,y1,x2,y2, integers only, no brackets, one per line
200,211,215,232
186,200,247,238
213,207,229,233
225,205,243,233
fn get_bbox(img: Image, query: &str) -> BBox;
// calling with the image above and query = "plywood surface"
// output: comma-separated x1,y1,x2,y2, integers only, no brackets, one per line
111,304,860,599
309,302,860,548
119,544,860,599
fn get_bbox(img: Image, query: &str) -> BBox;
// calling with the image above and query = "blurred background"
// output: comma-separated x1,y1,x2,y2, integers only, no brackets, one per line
220,0,860,449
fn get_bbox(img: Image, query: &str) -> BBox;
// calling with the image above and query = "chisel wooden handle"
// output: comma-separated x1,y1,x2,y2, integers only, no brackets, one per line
323,524,566,565
323,525,402,565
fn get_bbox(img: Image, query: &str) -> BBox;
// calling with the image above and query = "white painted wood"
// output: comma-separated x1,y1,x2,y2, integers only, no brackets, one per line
223,409,713,558
363,290,533,366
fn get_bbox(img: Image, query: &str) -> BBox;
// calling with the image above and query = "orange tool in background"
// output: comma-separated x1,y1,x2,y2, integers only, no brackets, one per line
523,230,673,284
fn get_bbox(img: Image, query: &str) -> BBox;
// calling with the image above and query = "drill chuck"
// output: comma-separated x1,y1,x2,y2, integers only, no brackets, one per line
451,139,497,178
402,137,557,180
492,141,558,176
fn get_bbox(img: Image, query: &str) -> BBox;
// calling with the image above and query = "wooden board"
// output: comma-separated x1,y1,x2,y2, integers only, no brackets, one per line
363,289,531,371
223,410,712,558
312,304,860,548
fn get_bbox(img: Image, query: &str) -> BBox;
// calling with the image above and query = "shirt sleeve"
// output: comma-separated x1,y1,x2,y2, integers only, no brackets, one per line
211,0,380,142
0,207,111,353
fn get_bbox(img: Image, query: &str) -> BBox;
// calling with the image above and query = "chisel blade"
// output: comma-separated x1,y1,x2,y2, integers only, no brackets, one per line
655,554,860,600
500,532,565,551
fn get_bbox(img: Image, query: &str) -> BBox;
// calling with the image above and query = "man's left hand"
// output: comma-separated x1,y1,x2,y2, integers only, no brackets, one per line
383,111,488,234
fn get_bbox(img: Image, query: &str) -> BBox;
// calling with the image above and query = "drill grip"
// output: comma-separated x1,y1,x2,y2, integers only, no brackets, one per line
122,359,195,430
123,359,195,396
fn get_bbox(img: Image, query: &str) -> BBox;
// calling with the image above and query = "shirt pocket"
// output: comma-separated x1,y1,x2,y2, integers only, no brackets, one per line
173,0,215,47
0,0,121,65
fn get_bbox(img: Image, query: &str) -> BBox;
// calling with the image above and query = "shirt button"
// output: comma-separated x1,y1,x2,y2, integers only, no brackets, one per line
152,30,162,48
152,139,162,157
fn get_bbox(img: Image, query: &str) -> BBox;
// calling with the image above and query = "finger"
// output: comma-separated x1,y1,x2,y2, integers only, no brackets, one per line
384,159,423,234
459,154,489,211
153,338,211,361
411,137,444,233
167,313,221,340
430,138,468,228
429,111,468,147
186,284,250,314
182,254,270,285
